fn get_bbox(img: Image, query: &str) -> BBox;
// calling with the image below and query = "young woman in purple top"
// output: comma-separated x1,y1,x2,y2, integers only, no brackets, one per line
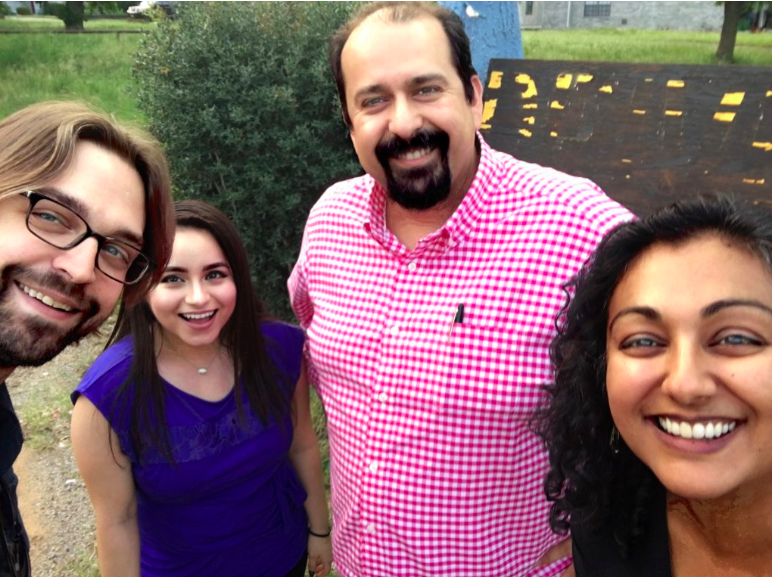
71,201,331,577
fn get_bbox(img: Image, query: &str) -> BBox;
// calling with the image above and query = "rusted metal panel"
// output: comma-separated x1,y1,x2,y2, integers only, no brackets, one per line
482,59,771,215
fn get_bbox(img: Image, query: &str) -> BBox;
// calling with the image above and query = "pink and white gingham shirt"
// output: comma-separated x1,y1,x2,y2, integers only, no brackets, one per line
289,135,631,577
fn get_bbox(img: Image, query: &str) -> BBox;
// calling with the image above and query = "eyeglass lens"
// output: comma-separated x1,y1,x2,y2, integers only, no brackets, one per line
27,196,148,284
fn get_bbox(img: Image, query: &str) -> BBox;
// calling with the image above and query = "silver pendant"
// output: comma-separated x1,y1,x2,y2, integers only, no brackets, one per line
198,367,208,375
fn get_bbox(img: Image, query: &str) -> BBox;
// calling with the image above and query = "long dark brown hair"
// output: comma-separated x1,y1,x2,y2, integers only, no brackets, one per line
109,200,291,463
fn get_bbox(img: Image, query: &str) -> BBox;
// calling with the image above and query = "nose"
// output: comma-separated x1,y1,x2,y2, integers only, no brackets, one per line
185,280,210,307
388,95,423,140
51,238,99,284
660,342,716,405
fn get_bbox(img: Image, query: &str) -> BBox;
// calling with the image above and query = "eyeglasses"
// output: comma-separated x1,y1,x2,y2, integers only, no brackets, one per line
22,190,155,285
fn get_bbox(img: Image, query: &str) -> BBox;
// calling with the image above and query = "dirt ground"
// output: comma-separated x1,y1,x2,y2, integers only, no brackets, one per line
6,331,107,577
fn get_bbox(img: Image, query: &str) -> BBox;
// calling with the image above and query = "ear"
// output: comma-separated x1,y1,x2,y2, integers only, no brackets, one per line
470,74,484,130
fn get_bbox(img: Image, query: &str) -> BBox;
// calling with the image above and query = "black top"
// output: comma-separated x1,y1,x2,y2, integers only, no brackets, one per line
571,483,672,577
0,382,29,577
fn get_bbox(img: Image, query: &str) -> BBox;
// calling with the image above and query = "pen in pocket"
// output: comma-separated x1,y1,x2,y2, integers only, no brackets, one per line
447,303,465,342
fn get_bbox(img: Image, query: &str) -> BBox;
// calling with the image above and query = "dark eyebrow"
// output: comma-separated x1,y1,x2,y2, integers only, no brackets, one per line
38,186,145,248
702,299,772,318
407,73,447,88
608,306,659,331
353,83,386,102
163,263,230,274
352,74,449,102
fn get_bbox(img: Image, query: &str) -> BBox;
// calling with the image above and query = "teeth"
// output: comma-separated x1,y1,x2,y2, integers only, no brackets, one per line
397,147,431,161
658,417,738,441
19,283,74,312
182,312,215,320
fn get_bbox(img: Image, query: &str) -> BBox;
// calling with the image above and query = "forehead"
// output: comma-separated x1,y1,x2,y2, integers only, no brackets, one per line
611,236,771,311
170,228,226,263
341,15,455,91
46,141,146,240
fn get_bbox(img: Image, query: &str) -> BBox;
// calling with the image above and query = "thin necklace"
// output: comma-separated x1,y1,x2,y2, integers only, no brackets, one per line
166,345,222,375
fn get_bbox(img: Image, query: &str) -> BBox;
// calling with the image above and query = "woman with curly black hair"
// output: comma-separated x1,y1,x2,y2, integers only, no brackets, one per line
536,196,771,577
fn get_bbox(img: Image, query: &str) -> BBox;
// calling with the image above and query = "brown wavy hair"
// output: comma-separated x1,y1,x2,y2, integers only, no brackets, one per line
0,101,175,308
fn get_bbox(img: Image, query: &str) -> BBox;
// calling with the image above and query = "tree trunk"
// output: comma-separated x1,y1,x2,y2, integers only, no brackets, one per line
716,2,745,63
63,1,84,31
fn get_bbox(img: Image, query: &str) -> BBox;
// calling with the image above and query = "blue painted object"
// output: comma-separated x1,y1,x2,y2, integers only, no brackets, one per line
439,1,524,84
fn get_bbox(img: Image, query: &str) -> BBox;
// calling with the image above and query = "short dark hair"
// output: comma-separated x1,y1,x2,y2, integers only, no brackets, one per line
534,196,771,555
329,1,478,128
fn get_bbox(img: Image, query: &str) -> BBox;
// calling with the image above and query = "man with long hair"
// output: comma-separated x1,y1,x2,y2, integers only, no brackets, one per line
289,3,632,576
0,101,174,577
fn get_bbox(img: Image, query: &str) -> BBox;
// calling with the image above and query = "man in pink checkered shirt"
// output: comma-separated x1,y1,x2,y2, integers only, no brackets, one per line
289,3,632,576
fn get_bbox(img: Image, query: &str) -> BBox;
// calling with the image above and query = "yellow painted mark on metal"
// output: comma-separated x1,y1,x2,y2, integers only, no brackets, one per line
625,175,631,179
550,131,558,137
743,178,766,184
523,116,535,125
665,110,683,117
515,74,538,98
667,80,685,88
556,74,572,90
599,85,613,94
767,91,772,97
713,112,736,122
550,101,565,110
753,142,772,151
633,110,646,115
522,103,538,109
482,99,498,126
720,92,745,106
645,78,654,82
577,74,593,83
622,159,632,164
519,129,533,138
488,71,503,89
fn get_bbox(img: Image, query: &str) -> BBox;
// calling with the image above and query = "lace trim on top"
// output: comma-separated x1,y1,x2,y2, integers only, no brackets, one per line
120,400,288,465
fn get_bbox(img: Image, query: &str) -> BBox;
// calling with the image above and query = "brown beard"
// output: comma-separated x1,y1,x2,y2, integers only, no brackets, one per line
0,264,104,367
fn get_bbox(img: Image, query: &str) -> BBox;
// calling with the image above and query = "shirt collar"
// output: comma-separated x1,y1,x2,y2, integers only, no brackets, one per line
363,133,500,252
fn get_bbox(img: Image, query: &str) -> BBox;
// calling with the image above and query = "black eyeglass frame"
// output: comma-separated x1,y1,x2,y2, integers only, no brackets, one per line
22,190,155,285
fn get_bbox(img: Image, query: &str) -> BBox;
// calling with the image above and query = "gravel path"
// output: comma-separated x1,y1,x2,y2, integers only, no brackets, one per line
6,332,106,577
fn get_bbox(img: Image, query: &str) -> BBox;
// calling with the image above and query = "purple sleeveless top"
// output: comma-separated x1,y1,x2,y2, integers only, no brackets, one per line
72,322,308,577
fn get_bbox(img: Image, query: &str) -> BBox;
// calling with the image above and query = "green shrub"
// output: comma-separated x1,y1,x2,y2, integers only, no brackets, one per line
15,6,31,16
133,1,363,318
0,3,9,18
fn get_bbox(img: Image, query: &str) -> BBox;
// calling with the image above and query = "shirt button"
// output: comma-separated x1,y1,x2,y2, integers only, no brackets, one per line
368,462,379,473
378,393,388,403
389,325,400,337
366,523,376,534
407,262,417,272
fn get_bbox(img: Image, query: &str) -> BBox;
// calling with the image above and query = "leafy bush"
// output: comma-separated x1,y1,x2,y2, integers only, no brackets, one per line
0,2,10,18
15,6,31,15
133,1,362,318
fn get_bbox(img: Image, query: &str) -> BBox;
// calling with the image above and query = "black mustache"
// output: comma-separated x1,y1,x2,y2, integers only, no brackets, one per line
375,129,450,163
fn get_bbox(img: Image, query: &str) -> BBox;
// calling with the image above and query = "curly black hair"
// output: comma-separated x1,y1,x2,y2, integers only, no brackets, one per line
533,195,771,557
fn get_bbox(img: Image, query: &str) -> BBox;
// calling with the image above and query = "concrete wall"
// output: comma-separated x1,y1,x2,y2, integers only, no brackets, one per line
521,1,724,31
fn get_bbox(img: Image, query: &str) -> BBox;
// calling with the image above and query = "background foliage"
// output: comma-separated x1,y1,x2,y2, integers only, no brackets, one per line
133,1,362,318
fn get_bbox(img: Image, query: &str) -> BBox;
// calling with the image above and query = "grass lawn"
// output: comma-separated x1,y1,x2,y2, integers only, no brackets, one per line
0,14,155,30
0,32,145,121
523,28,772,66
